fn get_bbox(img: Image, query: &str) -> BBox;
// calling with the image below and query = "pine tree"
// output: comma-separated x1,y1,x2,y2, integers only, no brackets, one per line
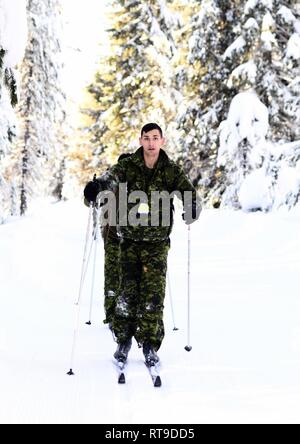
224,0,300,142
218,0,300,210
176,0,237,207
14,0,66,215
177,0,300,209
0,0,27,223
83,0,182,174
218,90,270,208
0,49,17,160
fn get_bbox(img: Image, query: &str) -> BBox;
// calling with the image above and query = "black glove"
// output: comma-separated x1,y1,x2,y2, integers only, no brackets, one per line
182,202,200,225
84,178,102,203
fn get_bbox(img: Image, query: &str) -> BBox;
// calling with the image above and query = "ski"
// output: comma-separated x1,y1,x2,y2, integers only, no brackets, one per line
145,362,162,388
115,360,126,384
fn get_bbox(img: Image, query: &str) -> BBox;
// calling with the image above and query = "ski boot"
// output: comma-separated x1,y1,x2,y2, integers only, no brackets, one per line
113,338,132,364
143,344,160,367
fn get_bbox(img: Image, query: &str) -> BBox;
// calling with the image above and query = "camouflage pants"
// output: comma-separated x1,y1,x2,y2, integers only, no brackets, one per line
112,238,170,351
103,235,120,324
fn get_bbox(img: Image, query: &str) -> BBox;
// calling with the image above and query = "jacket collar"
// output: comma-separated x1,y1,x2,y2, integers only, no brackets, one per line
131,146,170,170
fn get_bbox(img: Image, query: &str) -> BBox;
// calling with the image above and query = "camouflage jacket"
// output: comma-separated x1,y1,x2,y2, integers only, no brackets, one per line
97,147,200,242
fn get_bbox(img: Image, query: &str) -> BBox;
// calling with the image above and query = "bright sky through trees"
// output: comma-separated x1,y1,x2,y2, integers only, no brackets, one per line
61,0,109,101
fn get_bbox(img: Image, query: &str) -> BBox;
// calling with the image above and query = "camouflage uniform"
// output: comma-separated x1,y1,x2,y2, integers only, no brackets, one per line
101,154,132,325
98,147,200,350
113,238,170,350
102,225,120,325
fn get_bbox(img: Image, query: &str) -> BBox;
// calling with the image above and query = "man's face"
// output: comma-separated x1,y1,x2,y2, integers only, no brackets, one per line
139,130,165,158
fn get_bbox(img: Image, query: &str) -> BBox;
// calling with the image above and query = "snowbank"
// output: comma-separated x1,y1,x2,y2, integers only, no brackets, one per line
239,168,273,212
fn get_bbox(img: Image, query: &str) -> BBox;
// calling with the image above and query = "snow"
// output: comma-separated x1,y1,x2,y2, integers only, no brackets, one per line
286,34,300,61
238,168,273,212
273,166,300,210
268,140,300,161
218,91,269,165
277,6,296,25
228,61,257,88
217,89,300,212
245,0,258,15
157,0,182,29
261,12,276,51
262,11,274,30
261,0,273,10
244,17,259,31
295,21,300,36
1,199,300,424
0,0,27,68
245,0,273,15
0,86,17,154
223,36,246,60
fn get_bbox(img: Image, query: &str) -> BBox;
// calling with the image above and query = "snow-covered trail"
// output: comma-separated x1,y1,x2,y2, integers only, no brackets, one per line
1,200,300,424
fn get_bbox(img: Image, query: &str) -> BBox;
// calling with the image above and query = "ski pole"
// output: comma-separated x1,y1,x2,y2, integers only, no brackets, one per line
86,206,100,325
67,296,83,376
75,202,94,306
185,225,192,352
67,202,94,376
167,271,179,331
81,230,95,292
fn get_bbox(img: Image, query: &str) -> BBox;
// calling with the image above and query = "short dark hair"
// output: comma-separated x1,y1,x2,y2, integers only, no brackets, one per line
141,123,163,138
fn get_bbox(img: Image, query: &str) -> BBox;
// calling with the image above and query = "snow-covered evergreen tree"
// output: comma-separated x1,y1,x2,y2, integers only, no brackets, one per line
224,0,300,142
83,0,182,173
219,0,300,211
271,140,300,209
14,0,66,215
0,0,27,223
220,93,300,212
218,90,271,209
176,0,237,205
176,0,300,210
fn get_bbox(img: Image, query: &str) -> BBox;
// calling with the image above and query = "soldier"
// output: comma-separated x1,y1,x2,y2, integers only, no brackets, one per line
84,123,201,366
102,154,132,328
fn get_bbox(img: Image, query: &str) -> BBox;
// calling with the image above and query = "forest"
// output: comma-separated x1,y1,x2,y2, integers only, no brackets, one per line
0,0,299,224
